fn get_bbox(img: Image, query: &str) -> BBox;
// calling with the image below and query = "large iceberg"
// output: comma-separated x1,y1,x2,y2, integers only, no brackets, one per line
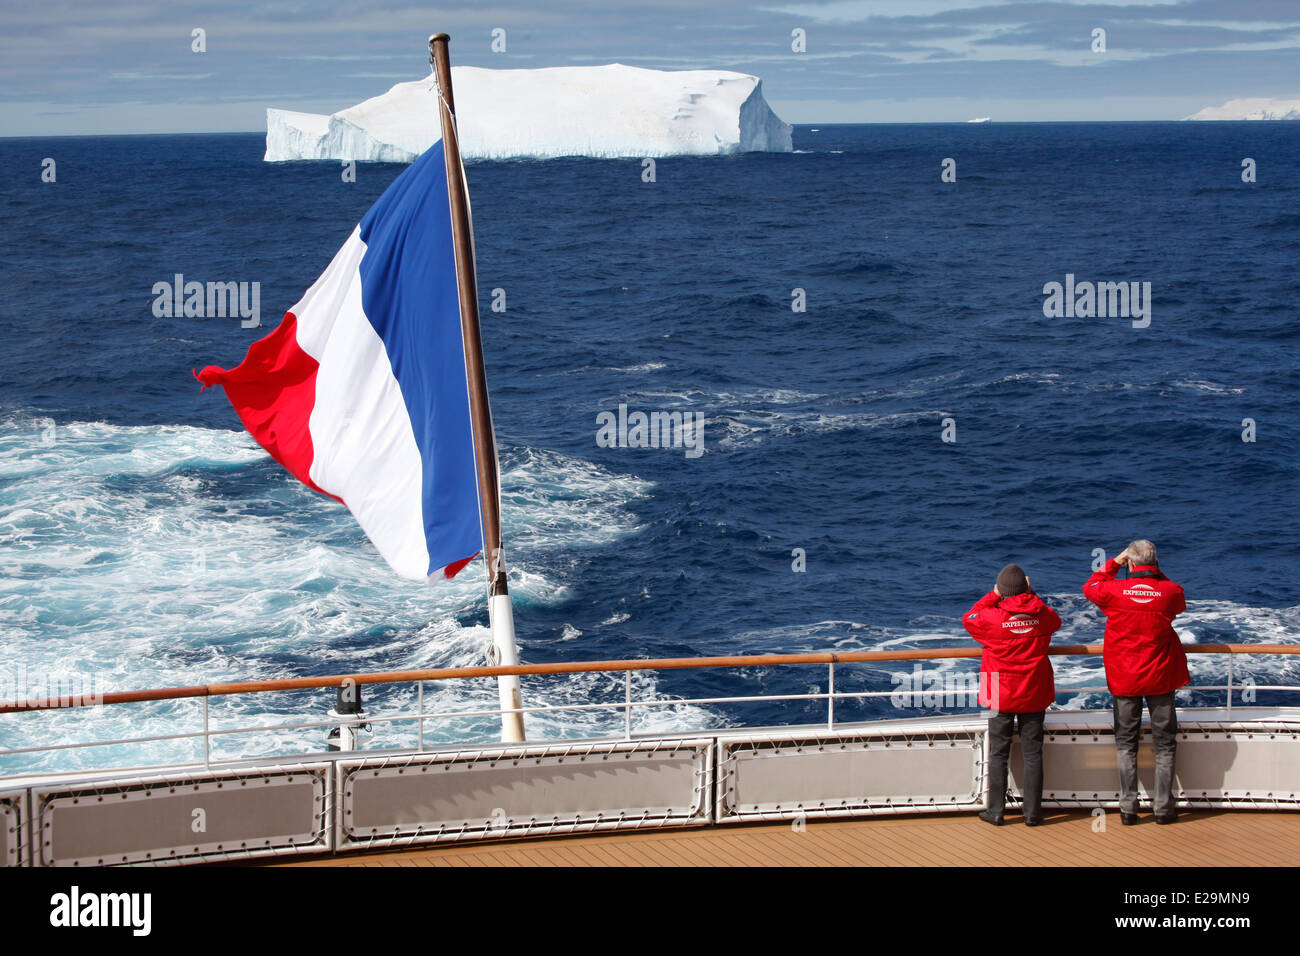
1183,98,1300,121
265,63,793,162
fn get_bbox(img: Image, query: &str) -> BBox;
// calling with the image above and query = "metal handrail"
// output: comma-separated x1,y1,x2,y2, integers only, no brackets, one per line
1,643,1295,713
0,645,1295,776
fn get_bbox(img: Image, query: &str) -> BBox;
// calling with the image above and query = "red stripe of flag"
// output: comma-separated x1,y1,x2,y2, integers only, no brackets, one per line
194,312,340,503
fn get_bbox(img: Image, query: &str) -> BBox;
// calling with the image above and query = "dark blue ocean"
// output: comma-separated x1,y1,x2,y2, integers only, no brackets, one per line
1,123,1298,770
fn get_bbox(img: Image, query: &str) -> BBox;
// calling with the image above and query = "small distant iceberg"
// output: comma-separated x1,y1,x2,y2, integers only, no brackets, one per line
265,63,793,162
1183,98,1300,121
967,116,990,123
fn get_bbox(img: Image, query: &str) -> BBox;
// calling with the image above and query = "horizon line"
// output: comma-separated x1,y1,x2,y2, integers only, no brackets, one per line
7,117,1289,141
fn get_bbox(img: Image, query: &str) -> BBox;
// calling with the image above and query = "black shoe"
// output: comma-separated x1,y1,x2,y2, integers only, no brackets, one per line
1024,816,1042,827
1120,812,1139,826
1154,813,1178,825
978,810,1004,826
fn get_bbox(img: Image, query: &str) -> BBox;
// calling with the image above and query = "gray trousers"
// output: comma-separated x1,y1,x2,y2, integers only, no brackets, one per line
1113,692,1178,817
986,711,1044,818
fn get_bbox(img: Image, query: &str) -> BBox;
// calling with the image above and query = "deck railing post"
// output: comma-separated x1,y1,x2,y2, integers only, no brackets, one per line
203,697,210,769
624,671,633,740
828,661,835,730
418,680,425,751
1226,655,1234,717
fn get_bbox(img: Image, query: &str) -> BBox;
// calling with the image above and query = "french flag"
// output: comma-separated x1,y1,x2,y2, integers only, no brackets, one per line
196,135,483,581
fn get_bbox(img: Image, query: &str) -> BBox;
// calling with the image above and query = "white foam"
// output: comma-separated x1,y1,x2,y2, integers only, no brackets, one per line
628,372,1254,453
0,418,700,772
722,596,1300,716
5,417,1292,770
1171,379,1245,395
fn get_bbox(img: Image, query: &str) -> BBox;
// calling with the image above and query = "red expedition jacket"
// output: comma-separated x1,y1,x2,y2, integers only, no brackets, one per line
963,591,1060,713
1083,559,1188,697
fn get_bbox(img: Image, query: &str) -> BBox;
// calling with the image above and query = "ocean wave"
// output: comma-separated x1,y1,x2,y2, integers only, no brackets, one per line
598,370,1260,453
562,361,667,375
717,596,1300,712
714,407,945,450
0,418,679,772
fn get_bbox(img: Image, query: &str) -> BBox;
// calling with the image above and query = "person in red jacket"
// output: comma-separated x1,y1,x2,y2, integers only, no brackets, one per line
1083,539,1188,826
963,563,1061,826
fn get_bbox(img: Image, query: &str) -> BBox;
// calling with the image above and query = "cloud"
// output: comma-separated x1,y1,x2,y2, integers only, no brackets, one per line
2,0,1298,132
109,72,214,81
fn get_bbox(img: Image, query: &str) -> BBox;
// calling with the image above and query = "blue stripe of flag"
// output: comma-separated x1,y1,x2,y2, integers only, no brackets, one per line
357,141,483,576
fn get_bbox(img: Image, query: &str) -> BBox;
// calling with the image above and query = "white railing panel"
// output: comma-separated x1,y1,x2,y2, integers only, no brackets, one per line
337,737,713,851
33,764,331,866
1010,719,1300,809
0,790,27,867
718,726,985,822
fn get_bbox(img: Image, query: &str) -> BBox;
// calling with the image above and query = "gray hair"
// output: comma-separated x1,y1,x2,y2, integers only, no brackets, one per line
1127,539,1158,567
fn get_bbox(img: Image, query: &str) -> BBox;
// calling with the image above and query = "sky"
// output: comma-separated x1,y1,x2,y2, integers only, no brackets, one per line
2,0,1298,135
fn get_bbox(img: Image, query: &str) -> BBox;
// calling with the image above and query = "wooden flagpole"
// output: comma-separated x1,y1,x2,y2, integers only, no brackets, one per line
430,33,525,742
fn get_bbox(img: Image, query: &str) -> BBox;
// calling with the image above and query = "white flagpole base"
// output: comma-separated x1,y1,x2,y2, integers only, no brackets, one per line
489,593,526,742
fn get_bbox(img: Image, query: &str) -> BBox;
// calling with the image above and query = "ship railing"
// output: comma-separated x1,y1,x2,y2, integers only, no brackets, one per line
0,644,1297,779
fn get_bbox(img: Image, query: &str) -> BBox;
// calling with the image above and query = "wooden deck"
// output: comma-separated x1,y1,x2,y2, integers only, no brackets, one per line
269,809,1300,867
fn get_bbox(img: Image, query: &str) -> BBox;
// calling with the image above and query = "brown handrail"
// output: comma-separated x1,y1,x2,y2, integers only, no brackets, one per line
1,643,1295,714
